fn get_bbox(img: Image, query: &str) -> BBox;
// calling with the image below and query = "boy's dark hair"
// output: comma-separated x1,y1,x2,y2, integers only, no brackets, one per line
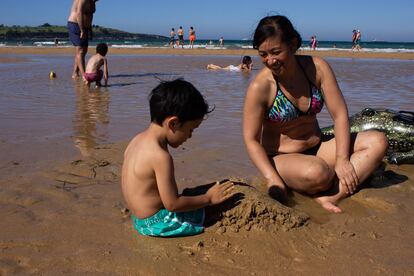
149,78,212,125
96,43,108,56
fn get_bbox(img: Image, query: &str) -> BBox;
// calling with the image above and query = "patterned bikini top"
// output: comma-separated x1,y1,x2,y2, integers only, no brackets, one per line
266,64,324,123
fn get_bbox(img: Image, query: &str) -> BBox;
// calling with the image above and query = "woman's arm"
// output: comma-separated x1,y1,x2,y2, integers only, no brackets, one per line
316,57,359,193
243,77,287,199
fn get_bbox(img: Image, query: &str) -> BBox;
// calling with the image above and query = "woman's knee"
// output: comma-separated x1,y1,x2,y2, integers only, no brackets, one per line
365,131,388,158
303,162,333,193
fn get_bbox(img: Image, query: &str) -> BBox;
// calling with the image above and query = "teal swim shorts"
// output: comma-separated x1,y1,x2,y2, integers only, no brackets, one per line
132,208,205,237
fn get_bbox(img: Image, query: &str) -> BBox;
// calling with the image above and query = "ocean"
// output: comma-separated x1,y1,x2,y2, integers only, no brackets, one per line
1,39,414,53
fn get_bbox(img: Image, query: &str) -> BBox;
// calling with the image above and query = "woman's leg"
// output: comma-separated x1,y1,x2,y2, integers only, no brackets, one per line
207,64,223,70
314,130,388,212
273,154,335,194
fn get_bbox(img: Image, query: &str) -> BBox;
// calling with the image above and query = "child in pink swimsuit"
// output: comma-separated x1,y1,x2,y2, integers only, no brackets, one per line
84,43,109,87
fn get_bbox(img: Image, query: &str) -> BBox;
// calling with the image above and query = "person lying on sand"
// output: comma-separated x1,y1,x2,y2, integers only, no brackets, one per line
121,79,234,237
207,56,253,72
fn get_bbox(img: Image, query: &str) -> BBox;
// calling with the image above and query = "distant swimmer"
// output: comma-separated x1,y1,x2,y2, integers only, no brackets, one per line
207,56,253,72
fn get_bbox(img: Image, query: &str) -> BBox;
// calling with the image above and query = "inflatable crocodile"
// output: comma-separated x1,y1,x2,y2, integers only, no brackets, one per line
321,108,414,165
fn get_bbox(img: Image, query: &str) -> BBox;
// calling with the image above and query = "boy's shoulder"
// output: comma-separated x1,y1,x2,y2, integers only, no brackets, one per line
126,131,171,164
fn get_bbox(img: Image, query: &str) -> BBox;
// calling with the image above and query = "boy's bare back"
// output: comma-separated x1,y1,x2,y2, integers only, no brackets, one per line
121,129,168,219
85,54,105,74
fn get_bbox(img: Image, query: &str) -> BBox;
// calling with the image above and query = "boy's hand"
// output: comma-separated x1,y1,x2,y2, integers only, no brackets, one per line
207,181,235,205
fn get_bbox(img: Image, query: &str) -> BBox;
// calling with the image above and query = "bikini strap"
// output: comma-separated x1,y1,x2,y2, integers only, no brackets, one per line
273,74,282,94
296,57,317,89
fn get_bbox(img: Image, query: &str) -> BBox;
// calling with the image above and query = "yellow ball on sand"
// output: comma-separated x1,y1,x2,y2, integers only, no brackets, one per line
49,71,56,79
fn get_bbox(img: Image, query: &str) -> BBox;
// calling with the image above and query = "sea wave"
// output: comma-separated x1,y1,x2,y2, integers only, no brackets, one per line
33,41,68,46
300,46,414,53
111,44,227,50
111,44,144,48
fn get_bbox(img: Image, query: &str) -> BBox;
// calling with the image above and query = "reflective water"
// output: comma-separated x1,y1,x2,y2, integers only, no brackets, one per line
0,55,413,181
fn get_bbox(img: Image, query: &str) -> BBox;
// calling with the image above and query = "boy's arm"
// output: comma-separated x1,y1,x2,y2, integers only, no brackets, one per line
154,152,233,212
103,58,108,86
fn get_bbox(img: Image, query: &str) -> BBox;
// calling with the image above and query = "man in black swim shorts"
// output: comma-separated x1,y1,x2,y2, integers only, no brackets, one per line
67,0,98,79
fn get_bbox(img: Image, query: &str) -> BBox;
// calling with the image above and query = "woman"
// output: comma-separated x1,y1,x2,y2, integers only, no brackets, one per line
243,15,387,213
207,56,253,72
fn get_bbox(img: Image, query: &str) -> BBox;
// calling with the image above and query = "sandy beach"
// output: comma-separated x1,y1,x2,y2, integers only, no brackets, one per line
0,48,413,274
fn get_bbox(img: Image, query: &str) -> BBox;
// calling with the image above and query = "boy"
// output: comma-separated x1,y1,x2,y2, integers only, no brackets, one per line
84,42,108,87
121,79,234,237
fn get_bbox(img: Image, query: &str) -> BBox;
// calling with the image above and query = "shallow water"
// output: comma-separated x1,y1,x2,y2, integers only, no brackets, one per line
0,54,413,182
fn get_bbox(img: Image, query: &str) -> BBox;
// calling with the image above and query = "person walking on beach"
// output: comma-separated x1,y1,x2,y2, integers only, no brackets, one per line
219,37,224,48
351,30,357,50
177,26,184,48
67,0,98,80
355,30,362,51
309,35,317,50
169,28,176,48
189,26,196,48
311,35,318,50
243,15,387,212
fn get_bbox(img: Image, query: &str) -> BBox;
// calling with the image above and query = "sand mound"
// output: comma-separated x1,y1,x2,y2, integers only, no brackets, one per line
183,179,309,233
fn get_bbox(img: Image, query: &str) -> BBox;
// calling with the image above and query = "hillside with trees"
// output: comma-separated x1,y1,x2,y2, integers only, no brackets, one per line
0,23,166,41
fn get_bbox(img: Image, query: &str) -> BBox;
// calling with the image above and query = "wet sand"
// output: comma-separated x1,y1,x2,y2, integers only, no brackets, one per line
1,141,413,275
0,51,413,274
1,46,414,60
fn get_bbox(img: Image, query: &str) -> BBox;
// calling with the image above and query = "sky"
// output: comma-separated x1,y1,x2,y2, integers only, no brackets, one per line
1,0,413,42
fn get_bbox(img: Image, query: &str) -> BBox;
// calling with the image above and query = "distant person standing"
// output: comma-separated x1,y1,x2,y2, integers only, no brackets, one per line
67,0,98,80
169,28,176,48
177,26,184,48
355,30,362,51
189,26,196,48
351,30,357,50
311,35,318,50
219,37,224,48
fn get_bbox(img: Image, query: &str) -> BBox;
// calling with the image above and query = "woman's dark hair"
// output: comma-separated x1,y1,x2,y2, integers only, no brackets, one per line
96,43,108,56
253,15,302,51
149,78,212,125
242,55,252,65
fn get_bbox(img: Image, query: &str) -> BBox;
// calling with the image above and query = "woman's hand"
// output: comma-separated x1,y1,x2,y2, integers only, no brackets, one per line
267,181,288,204
335,158,359,194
